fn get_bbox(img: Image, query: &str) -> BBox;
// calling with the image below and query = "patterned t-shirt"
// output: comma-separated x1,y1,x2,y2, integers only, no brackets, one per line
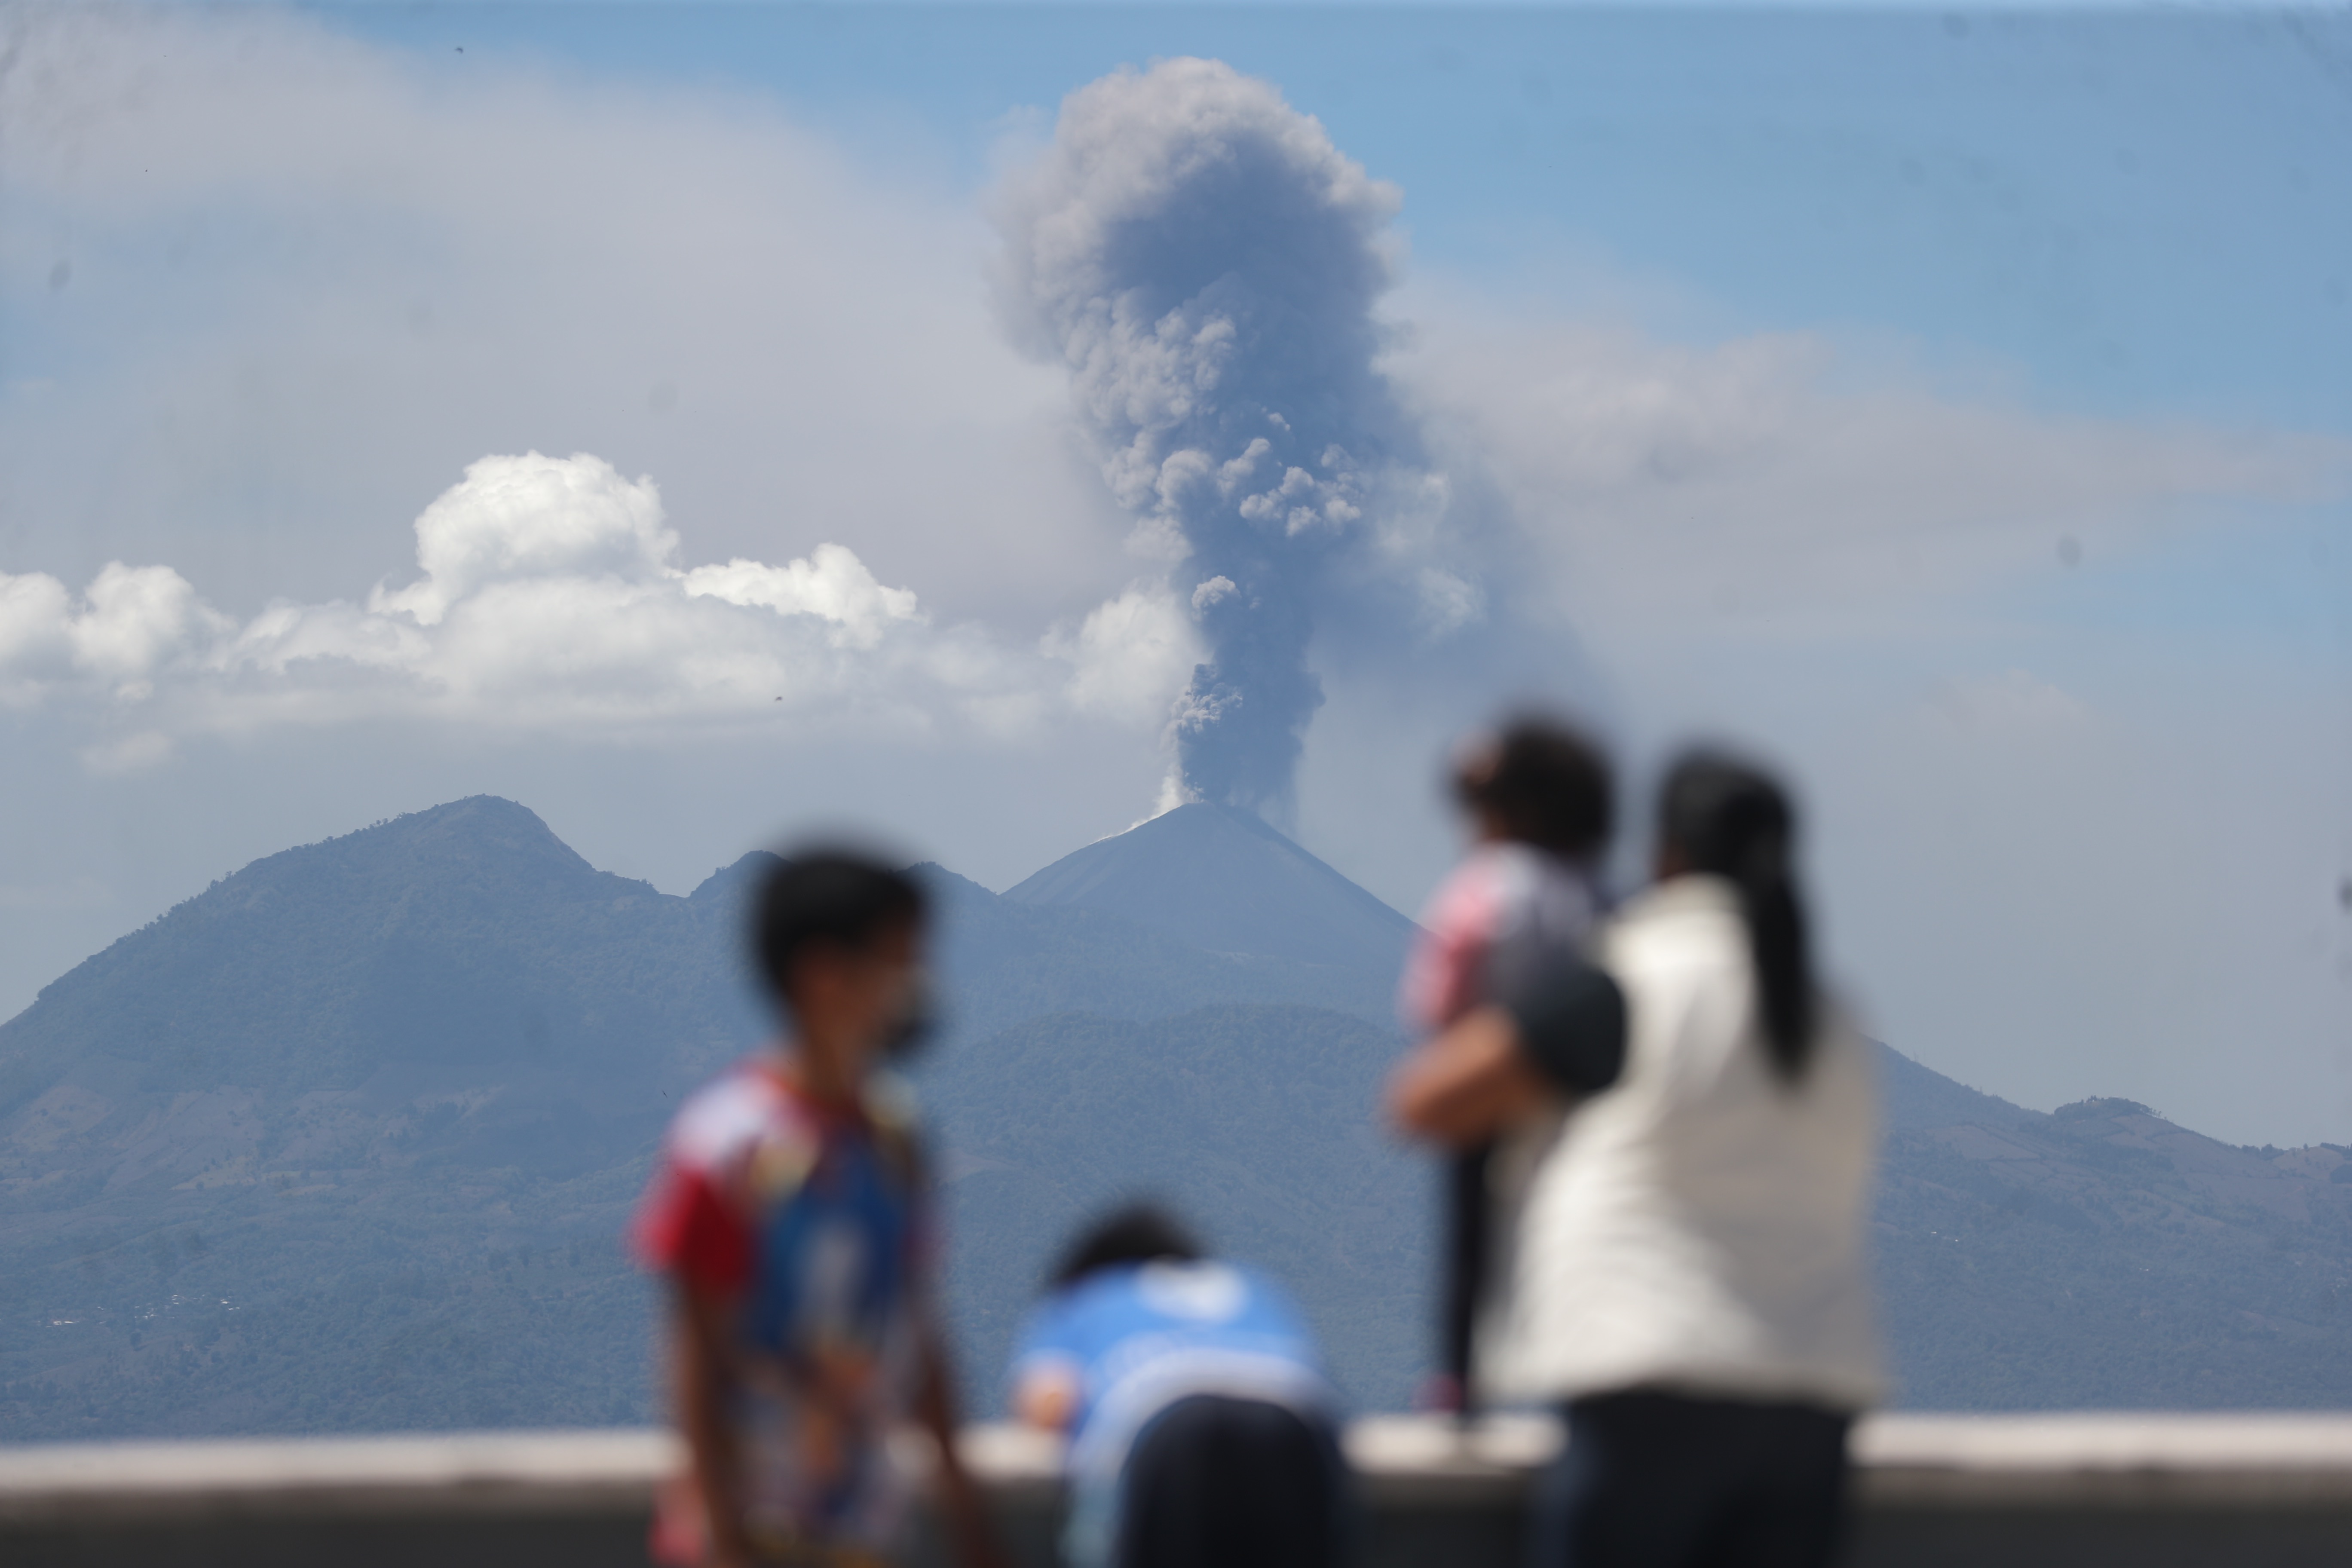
637,1060,927,1561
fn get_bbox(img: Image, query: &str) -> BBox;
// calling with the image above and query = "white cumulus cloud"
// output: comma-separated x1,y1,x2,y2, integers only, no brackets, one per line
1043,586,1204,727
0,452,1159,758
374,455,680,628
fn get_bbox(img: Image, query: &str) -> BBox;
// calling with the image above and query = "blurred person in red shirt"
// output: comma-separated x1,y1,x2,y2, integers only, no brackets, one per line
636,851,1004,1568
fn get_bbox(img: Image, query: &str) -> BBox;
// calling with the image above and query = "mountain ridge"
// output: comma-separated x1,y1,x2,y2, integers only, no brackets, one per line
9,794,2352,1436
1004,801,1417,978
0,796,1424,1432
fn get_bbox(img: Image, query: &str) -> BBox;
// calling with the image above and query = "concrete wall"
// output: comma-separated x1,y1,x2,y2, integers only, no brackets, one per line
8,1413,2352,1567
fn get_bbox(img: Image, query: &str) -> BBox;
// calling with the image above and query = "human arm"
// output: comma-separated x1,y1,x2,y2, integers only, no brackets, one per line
1388,1007,1551,1145
1387,962,1628,1145
670,1280,754,1568
1010,1353,1081,1432
915,1325,1014,1568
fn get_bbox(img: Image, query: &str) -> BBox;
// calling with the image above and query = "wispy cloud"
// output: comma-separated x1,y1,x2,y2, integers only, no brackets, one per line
1394,305,2352,641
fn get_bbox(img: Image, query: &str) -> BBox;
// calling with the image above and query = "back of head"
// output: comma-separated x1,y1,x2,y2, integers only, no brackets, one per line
1454,716,1614,863
753,848,927,1009
1657,753,1815,1081
1049,1203,1204,1292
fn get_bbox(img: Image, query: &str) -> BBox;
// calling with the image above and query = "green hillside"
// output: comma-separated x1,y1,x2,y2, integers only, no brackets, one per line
9,796,2352,1440
1876,1094,2352,1407
0,799,1409,1437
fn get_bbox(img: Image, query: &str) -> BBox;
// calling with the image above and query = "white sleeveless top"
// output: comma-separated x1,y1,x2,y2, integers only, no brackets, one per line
1479,875,1883,1411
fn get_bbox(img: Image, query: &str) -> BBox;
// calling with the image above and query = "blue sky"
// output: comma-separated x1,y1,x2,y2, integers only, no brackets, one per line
2,3,2349,1140
318,5,2352,429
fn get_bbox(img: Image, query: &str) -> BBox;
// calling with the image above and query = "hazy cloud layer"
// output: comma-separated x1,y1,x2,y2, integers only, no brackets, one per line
1396,308,2351,641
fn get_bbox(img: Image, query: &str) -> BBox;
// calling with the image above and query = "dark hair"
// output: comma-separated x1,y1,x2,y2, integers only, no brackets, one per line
1048,1204,1202,1291
1454,716,1614,861
1657,753,1815,1081
753,850,926,1004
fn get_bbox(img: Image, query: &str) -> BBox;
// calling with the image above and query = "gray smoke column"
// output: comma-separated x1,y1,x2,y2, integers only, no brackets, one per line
995,58,1423,816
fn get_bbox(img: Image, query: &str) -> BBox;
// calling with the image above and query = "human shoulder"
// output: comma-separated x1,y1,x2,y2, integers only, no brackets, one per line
1037,1259,1295,1333
665,1058,802,1171
1605,876,1745,974
1144,1260,1318,1341
1418,844,1516,933
1013,1267,1152,1369
1479,841,1596,912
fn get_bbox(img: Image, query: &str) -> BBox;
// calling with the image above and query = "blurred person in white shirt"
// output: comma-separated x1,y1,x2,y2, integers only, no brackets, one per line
1389,751,1880,1568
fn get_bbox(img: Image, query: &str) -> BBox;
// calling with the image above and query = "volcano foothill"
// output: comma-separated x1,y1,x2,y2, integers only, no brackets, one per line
6,798,2352,1439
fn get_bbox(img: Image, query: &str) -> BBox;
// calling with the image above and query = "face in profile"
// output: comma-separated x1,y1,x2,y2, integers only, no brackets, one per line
795,917,931,1061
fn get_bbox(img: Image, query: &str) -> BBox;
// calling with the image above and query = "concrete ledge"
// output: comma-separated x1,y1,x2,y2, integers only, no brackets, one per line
1344,1413,1559,1507
0,1429,676,1525
1853,1413,2352,1508
9,1414,2352,1566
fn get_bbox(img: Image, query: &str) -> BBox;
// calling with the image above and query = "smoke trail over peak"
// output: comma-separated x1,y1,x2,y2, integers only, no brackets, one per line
995,57,1428,816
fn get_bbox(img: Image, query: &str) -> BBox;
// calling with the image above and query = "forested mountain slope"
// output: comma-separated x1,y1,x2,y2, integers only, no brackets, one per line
0,799,1407,1433
1877,1093,2352,1406
6,796,2351,1438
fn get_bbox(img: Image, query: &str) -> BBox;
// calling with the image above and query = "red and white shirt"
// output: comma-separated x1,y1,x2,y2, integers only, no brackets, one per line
637,1060,930,1561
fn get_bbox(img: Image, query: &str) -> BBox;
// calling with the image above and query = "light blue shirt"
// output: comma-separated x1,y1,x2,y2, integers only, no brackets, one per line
1012,1259,1336,1567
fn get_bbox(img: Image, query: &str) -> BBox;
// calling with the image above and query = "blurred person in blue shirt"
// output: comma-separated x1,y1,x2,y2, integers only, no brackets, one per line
1009,1205,1348,1568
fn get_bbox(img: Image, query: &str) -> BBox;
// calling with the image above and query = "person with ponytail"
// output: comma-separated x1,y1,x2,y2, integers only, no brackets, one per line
1390,751,1880,1568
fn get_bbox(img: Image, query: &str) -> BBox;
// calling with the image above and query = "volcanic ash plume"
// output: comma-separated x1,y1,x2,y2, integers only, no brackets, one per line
995,58,1427,816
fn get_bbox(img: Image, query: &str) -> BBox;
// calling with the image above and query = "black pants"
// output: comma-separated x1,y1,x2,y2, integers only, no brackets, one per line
1117,1394,1346,1568
1529,1390,1853,1568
